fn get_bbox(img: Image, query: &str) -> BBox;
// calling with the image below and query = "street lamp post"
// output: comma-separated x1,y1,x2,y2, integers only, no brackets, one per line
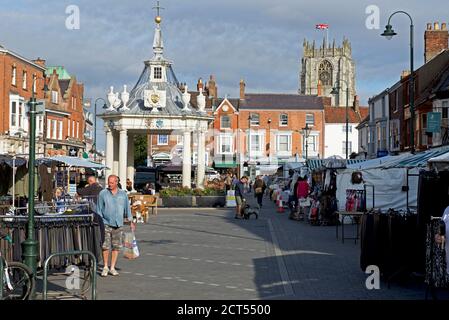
381,11,415,154
93,98,108,162
301,123,312,161
331,80,350,159
22,77,45,286
248,114,252,177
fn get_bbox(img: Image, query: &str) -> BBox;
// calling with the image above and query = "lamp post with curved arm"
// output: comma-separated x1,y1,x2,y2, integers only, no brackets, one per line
331,78,350,159
381,11,415,154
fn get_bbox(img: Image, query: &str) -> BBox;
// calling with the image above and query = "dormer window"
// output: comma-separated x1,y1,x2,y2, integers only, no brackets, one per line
51,91,59,104
154,67,162,79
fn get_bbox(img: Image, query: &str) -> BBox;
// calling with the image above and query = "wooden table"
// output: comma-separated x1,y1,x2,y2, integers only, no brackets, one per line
336,211,364,244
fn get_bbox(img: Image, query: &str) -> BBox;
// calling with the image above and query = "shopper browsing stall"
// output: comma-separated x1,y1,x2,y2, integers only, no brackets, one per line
97,175,135,277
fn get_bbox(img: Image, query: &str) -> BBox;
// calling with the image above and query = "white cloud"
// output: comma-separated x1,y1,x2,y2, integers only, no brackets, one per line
1,0,448,148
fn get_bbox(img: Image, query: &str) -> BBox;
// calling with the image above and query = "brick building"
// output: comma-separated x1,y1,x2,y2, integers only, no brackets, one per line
44,66,85,157
389,23,449,152
0,46,46,156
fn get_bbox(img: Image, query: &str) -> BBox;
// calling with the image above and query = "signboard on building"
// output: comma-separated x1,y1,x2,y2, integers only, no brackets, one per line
427,112,441,133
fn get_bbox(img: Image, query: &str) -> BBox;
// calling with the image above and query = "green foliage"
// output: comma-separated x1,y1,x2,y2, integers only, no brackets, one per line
159,187,225,197
159,187,193,197
193,187,225,196
134,135,147,167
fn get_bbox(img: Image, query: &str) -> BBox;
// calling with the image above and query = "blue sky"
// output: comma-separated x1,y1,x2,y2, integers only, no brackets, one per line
1,0,448,150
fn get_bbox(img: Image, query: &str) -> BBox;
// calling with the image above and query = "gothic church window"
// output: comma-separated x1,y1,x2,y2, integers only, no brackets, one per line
318,60,333,86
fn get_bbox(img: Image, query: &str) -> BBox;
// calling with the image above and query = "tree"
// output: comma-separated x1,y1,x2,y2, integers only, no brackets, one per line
134,135,147,167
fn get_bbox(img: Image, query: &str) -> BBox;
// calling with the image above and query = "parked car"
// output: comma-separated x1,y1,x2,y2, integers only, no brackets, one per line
206,170,221,182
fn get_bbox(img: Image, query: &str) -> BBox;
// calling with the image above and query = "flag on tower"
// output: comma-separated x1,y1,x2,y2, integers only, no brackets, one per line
315,23,329,29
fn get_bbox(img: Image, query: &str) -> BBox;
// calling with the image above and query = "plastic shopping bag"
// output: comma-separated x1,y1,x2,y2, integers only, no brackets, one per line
226,190,237,207
123,231,140,259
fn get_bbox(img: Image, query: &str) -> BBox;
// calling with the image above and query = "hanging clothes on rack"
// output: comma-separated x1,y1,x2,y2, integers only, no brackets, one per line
425,218,448,288
443,207,449,272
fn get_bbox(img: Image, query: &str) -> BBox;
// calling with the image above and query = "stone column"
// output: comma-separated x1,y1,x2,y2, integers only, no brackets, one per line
113,131,119,175
119,129,128,187
182,130,192,188
105,129,114,178
127,133,135,189
196,128,206,189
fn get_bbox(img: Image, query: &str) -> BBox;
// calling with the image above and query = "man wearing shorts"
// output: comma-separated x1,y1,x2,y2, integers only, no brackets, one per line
97,175,135,277
234,176,248,219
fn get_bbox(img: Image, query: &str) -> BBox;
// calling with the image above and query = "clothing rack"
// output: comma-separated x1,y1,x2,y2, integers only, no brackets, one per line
425,216,447,300
0,211,101,269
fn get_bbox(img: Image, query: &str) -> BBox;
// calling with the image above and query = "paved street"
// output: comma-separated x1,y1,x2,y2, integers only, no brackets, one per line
91,196,436,300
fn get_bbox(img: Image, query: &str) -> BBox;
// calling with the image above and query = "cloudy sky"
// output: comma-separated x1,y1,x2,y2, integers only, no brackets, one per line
1,0,447,149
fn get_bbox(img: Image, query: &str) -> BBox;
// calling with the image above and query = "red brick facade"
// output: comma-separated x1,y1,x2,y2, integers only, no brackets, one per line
0,48,46,154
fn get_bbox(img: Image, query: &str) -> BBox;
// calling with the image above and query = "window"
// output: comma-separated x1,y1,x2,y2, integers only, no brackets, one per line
391,120,400,150
67,120,70,138
158,135,168,145
176,135,183,145
342,125,352,133
443,101,448,119
280,114,288,126
342,141,352,155
59,121,63,140
38,116,43,135
12,66,16,85
318,60,333,86
72,97,76,110
51,91,59,104
382,96,386,117
76,122,80,139
306,114,314,125
22,71,27,90
220,115,231,129
154,67,162,79
52,120,57,139
18,103,23,127
47,119,51,139
220,135,233,154
250,134,261,152
277,134,291,152
72,120,75,137
33,75,37,93
250,113,260,126
11,102,17,127
304,135,318,152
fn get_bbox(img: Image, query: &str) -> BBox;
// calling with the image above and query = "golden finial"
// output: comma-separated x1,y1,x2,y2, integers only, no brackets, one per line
153,1,164,24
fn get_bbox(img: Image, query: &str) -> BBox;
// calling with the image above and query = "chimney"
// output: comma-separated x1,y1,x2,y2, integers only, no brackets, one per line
425,21,449,63
239,79,246,100
401,70,411,80
317,80,322,96
207,75,217,99
33,57,46,67
197,78,203,91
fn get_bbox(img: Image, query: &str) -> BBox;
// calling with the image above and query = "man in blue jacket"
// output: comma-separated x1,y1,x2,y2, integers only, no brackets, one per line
97,175,135,277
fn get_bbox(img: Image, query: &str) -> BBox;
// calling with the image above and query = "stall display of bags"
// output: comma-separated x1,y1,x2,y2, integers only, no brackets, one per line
123,231,140,259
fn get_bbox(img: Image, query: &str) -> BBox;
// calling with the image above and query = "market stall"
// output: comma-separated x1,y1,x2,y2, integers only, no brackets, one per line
0,156,107,268
355,147,449,290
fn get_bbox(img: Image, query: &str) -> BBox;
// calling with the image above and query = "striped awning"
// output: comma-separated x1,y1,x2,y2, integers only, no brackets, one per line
383,147,449,169
307,159,366,171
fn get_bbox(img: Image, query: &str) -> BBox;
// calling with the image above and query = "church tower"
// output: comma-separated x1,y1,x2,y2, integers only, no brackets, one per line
299,37,356,107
